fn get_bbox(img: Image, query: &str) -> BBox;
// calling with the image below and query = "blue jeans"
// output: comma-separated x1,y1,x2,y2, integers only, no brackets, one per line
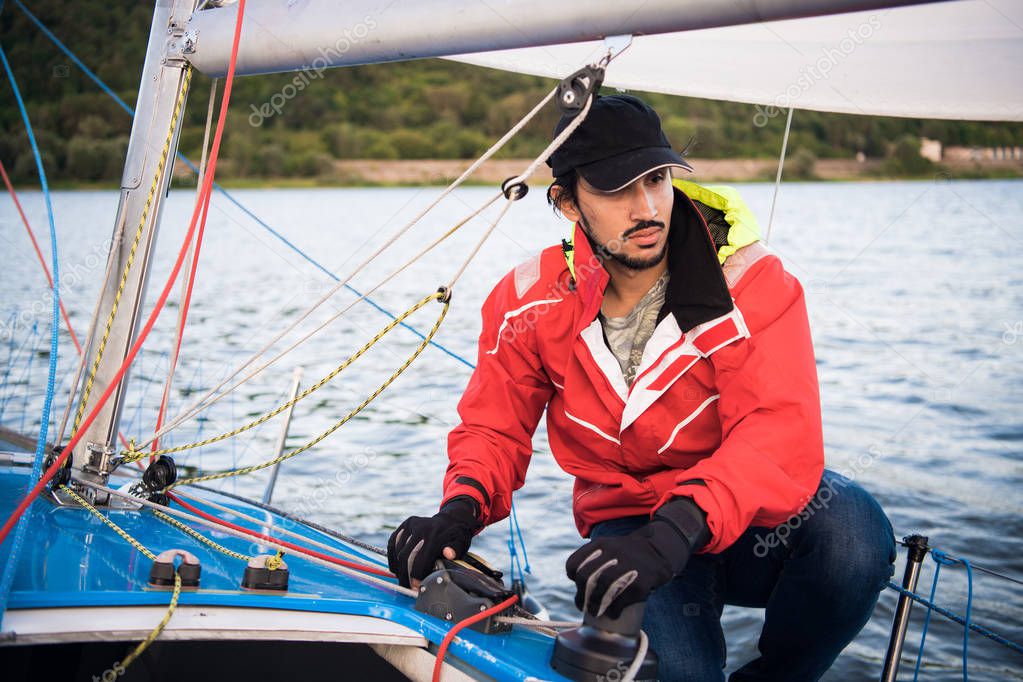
589,470,896,682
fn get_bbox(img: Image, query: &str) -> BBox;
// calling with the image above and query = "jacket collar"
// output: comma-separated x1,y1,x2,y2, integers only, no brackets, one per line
568,186,734,333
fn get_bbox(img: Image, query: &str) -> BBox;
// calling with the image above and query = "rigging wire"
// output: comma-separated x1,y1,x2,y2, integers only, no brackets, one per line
765,106,793,244
8,0,476,377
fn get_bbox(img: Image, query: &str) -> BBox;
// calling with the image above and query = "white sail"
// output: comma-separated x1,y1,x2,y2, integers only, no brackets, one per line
448,0,1023,122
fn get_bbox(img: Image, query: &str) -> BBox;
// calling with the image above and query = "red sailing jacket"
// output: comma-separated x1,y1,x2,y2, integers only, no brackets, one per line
442,183,824,554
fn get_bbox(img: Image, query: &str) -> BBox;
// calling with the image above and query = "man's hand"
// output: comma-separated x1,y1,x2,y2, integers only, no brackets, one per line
387,497,479,588
566,497,708,619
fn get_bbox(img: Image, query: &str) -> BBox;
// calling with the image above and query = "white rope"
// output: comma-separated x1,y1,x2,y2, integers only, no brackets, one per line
142,91,560,449
139,191,501,449
622,630,649,682
142,56,603,447
444,93,597,290
765,106,793,244
74,479,414,597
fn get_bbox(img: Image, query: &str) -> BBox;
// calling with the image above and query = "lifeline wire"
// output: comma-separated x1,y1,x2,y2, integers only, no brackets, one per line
0,41,61,629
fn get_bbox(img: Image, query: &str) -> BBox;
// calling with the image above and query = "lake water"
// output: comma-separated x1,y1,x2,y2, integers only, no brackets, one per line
2,180,1021,680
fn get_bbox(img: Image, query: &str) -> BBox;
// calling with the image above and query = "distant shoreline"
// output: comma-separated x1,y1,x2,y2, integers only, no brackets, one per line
27,157,1023,191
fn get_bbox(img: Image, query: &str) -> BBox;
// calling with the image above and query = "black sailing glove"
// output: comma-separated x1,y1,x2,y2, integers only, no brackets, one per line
387,496,480,588
565,497,709,619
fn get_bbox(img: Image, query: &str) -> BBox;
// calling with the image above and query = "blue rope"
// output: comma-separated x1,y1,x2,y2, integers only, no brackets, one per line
0,38,62,629
903,548,988,681
509,500,531,575
911,555,944,681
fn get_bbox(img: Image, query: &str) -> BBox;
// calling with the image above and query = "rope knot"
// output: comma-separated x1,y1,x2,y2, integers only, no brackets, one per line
265,549,285,571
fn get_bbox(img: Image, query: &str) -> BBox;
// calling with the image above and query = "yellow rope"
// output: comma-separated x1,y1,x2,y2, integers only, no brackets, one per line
168,294,449,488
153,509,251,563
265,549,285,571
125,290,442,462
72,67,194,436
59,485,181,670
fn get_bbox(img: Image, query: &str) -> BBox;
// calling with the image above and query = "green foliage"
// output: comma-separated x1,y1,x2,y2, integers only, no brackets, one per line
1,0,1021,183
883,134,936,176
787,147,818,180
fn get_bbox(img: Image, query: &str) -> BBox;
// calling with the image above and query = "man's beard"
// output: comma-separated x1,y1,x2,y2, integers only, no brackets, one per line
579,212,668,271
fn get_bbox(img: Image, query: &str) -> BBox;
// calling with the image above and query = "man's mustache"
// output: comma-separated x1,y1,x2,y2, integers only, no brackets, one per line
622,221,666,239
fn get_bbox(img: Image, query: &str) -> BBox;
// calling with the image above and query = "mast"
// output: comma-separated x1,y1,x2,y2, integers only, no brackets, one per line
67,0,197,504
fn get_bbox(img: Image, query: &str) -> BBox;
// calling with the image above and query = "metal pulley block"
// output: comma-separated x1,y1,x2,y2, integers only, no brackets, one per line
557,65,605,116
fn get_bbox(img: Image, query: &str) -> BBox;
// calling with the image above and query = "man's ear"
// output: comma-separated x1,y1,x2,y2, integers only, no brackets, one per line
551,185,581,222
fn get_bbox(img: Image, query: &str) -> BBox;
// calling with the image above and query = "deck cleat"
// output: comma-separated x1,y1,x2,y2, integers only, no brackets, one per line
241,552,290,592
148,548,201,589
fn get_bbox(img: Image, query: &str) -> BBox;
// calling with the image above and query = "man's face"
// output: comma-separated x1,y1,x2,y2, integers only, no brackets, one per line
560,168,675,271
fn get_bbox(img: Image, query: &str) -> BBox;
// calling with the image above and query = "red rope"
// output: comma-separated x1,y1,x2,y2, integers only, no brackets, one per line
431,594,518,682
0,158,81,354
0,0,248,547
166,492,393,578
1,159,136,455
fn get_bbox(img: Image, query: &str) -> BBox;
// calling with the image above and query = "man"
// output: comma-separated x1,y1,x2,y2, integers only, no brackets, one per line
388,94,895,681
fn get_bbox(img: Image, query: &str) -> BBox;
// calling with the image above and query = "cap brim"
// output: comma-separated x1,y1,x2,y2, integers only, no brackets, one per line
576,147,693,193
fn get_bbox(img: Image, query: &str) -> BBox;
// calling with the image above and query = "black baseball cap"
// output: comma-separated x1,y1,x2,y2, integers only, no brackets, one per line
547,94,692,192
